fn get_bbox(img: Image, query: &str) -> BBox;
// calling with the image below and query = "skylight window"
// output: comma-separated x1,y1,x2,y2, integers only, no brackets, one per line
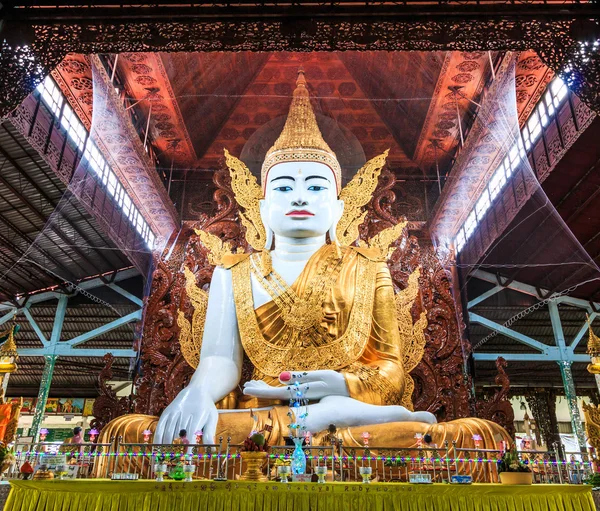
36,75,156,248
488,165,507,200
454,76,569,253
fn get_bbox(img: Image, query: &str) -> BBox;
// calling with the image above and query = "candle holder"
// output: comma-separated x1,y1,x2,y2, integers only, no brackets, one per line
359,466,372,484
315,466,327,484
55,464,68,480
183,464,196,482
277,465,291,483
154,463,167,482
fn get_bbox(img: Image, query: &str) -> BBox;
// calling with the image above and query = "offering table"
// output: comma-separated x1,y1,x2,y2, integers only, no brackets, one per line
4,480,594,511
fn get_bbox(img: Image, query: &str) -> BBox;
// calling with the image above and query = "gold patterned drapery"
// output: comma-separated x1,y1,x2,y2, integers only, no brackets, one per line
4,480,595,511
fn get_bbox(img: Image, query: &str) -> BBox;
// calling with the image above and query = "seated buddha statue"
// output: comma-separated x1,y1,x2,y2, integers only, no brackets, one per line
100,71,510,478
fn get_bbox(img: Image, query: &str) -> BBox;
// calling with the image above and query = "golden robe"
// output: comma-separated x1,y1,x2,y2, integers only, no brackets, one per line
226,244,406,408
98,243,511,480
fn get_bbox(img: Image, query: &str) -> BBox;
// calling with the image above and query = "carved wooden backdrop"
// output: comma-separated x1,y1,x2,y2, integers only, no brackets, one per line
133,166,478,422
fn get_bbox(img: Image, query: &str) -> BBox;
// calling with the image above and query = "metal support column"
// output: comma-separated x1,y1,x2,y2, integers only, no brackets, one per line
30,354,57,441
549,302,587,452
29,295,67,441
558,361,586,452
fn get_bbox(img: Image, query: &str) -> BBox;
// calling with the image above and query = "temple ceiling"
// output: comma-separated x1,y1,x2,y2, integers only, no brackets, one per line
50,50,553,230
54,51,544,182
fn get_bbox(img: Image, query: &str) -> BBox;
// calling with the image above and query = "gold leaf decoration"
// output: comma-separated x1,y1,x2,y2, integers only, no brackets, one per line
401,376,415,411
179,267,209,369
195,228,234,266
367,220,408,260
583,402,600,452
336,150,389,246
404,311,428,374
394,267,428,409
224,149,265,251
395,267,421,345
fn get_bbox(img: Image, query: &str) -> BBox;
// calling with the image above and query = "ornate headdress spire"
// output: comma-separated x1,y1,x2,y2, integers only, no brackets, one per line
261,68,342,193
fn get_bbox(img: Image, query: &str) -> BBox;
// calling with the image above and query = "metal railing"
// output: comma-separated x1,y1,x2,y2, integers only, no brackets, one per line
6,440,113,479
3,436,595,484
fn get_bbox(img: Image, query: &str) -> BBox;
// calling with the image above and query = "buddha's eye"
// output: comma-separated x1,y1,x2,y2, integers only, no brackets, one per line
274,185,293,192
308,185,327,191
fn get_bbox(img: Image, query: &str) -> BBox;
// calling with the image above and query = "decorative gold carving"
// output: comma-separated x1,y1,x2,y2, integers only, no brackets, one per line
262,69,341,192
337,150,389,245
586,315,600,374
249,247,346,337
194,228,235,266
231,251,378,377
178,267,209,369
395,268,428,410
259,250,272,278
367,220,409,260
223,150,266,251
583,402,600,452
345,363,403,405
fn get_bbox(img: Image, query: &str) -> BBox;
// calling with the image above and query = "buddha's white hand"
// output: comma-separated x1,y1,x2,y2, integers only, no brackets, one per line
242,369,349,400
153,385,218,445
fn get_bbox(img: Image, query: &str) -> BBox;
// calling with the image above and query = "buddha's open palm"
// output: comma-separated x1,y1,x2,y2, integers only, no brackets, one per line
154,385,218,445
242,369,349,400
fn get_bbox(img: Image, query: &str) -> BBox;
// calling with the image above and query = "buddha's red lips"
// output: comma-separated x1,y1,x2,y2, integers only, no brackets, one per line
286,210,314,216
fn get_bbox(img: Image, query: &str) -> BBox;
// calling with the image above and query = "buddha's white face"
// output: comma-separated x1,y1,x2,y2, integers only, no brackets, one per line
260,162,343,239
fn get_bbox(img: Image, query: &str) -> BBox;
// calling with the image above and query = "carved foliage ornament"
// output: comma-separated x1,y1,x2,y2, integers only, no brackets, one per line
3,18,600,118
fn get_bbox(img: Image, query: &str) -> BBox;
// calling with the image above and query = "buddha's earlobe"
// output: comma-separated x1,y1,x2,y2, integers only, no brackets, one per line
264,227,274,251
329,199,344,259
259,199,274,251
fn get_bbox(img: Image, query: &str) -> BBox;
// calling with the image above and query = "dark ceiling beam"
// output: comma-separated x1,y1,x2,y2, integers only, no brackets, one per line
0,247,46,294
337,53,430,163
0,229,70,301
0,228,52,286
0,199,79,284
0,147,105,277
2,124,130,270
0,178,93,278
5,3,600,23
501,154,600,289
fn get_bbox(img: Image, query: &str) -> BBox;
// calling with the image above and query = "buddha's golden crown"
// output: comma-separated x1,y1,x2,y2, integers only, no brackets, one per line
261,68,342,193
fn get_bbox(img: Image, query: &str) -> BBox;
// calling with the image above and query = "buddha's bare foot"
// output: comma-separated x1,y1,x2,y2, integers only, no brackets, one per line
410,410,437,424
302,396,438,433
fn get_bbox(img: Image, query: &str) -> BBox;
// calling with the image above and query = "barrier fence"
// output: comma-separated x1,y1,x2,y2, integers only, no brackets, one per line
3,437,595,484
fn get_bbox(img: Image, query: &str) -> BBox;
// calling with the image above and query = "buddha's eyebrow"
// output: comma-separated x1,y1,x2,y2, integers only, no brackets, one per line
305,175,330,182
271,176,295,183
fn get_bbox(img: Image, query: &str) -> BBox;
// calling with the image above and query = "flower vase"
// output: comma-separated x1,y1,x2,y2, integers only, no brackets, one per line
291,438,306,475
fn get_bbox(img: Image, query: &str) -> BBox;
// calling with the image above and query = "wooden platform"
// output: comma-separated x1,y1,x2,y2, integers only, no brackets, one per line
4,479,595,511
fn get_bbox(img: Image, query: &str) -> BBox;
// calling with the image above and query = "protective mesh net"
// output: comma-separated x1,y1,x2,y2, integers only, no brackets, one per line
0,54,163,434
